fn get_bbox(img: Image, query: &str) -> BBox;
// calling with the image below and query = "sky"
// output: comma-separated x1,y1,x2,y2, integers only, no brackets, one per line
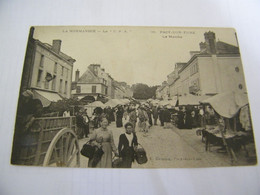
33,26,238,86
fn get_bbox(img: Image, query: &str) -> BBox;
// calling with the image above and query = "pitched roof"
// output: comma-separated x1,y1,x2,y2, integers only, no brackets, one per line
35,40,76,64
77,68,100,83
215,41,240,54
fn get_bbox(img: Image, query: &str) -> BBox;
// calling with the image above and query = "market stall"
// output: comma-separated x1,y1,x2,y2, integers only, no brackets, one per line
199,92,255,165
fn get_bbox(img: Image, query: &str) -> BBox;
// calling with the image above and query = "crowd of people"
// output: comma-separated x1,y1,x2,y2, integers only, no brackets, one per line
12,90,218,168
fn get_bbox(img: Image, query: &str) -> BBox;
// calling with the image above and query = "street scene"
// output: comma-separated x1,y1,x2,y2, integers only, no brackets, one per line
11,26,257,168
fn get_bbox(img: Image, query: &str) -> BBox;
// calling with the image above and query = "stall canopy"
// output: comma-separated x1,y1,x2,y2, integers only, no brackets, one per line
118,99,130,105
200,92,249,118
87,101,106,108
178,95,210,106
158,97,178,107
105,99,123,107
33,89,62,107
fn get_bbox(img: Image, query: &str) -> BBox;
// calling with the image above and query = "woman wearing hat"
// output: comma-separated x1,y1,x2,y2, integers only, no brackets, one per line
118,122,138,168
88,117,118,168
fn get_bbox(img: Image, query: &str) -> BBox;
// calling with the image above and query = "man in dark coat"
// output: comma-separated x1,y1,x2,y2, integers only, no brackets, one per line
146,106,153,127
152,106,159,125
158,107,164,126
163,107,171,129
116,106,124,127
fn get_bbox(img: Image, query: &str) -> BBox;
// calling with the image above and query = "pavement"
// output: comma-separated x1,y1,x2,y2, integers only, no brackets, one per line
78,118,255,168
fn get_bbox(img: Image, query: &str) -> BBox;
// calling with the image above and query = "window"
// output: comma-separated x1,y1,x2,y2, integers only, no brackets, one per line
54,62,58,73
40,55,44,67
52,77,56,91
66,69,69,78
235,67,239,72
64,81,68,94
76,86,81,93
105,87,108,95
190,63,198,75
238,84,243,90
92,86,97,93
37,69,43,87
61,66,64,76
59,79,63,93
44,80,49,89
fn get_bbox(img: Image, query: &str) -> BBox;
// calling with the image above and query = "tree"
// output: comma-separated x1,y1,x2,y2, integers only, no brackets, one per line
132,83,159,100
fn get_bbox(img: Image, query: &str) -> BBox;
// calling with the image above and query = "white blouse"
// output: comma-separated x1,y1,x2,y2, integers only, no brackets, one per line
125,133,133,147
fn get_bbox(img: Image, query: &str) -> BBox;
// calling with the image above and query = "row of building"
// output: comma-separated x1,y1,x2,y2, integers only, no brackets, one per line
71,64,133,101
21,27,132,107
156,31,247,100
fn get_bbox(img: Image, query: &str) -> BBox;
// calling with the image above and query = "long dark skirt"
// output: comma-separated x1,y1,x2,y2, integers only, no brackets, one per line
121,147,135,168
116,117,123,127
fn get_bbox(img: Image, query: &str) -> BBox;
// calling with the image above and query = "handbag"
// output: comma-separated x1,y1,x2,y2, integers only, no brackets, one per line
135,143,148,164
80,141,95,158
112,156,123,168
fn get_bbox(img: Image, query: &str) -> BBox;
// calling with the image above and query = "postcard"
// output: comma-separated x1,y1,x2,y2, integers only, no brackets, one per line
11,26,257,168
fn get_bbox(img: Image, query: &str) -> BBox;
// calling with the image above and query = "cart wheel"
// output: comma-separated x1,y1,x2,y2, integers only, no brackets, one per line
43,128,80,167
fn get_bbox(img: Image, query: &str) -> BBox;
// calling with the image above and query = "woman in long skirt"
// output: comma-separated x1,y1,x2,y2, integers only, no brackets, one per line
118,122,138,168
88,118,118,168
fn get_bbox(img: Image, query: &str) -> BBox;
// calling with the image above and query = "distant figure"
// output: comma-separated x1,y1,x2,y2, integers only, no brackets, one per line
138,107,149,133
128,107,137,132
177,107,185,129
76,110,86,139
185,106,193,129
163,107,171,129
158,107,164,126
63,109,70,117
83,109,90,137
152,106,159,125
146,106,153,127
116,106,124,128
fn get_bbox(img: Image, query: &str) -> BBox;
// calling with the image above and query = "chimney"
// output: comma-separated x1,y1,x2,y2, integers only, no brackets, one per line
204,31,217,54
75,69,80,82
199,42,206,51
89,64,100,75
52,40,62,54
29,27,35,40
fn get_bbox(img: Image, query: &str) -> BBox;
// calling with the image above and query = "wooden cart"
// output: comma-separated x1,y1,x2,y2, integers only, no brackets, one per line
15,116,81,167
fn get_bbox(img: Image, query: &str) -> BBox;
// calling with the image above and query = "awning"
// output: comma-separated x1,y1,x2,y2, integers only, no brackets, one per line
105,99,122,107
87,101,106,108
200,92,248,118
33,89,63,107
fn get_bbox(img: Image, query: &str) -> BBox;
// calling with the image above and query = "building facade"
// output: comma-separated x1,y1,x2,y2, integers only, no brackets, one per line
72,64,133,100
72,64,109,100
156,81,169,100
168,31,246,98
21,27,76,107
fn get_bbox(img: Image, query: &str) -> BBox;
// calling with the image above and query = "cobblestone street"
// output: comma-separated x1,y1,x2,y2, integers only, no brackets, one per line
78,119,242,168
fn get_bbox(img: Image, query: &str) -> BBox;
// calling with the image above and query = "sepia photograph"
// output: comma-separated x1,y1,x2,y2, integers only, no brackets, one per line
11,26,257,168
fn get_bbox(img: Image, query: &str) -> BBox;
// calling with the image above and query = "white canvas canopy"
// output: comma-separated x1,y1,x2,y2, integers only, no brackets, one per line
200,92,249,118
87,101,106,108
158,97,178,107
105,99,123,107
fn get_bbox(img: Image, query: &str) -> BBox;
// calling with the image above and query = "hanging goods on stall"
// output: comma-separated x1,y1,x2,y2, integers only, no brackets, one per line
135,143,148,164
